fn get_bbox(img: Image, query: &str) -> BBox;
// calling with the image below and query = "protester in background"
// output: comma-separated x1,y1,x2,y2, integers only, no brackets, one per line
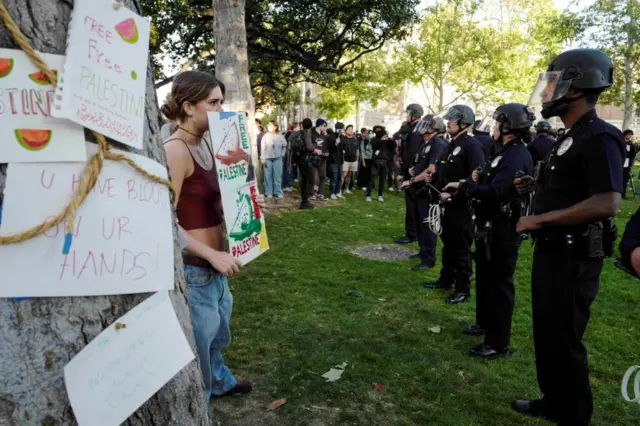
281,124,296,193
327,128,345,200
311,119,330,201
473,119,496,159
358,127,374,190
528,121,556,165
622,129,636,197
294,118,322,209
261,121,287,200
367,125,395,202
162,71,261,401
342,125,360,194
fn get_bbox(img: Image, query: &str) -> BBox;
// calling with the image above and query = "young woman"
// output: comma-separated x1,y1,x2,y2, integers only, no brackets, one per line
260,120,287,199
161,70,263,402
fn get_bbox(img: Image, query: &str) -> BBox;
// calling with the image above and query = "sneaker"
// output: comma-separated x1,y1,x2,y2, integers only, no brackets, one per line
378,196,384,202
366,196,372,202
388,187,395,192
294,179,299,183
337,193,345,199
330,194,338,200
277,195,285,200
362,187,367,191
345,189,353,195
309,194,319,201
317,194,327,201
220,380,253,397
284,187,294,193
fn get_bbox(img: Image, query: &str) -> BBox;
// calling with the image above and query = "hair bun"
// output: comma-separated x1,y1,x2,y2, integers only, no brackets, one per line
160,98,179,121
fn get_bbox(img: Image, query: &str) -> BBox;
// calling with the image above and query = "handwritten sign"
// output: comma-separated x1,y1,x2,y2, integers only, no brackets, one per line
64,291,195,426
53,0,150,149
0,48,86,162
0,143,173,297
208,111,268,264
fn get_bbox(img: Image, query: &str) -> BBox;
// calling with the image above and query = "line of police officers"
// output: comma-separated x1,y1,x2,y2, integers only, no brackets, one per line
395,49,624,426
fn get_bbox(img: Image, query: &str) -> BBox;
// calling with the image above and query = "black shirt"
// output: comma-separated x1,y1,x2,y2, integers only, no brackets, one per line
370,137,396,162
466,138,533,219
400,121,423,166
474,132,496,159
327,134,344,165
414,136,448,175
620,207,640,269
343,136,360,162
623,140,637,169
311,130,328,155
534,109,625,222
527,136,556,165
438,133,485,193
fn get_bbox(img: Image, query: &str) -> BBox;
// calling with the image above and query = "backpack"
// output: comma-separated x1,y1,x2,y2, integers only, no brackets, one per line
289,130,306,160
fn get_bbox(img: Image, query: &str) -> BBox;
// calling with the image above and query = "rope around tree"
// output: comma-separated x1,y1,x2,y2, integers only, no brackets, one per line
0,2,175,252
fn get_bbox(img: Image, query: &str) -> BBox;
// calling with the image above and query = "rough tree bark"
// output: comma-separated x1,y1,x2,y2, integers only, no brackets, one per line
0,1,209,425
213,0,260,177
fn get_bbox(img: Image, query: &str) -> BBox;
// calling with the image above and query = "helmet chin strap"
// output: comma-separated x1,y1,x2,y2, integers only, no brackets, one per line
541,93,587,119
450,122,468,139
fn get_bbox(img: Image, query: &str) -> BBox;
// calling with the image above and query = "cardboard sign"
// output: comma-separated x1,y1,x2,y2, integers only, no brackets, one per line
64,291,195,426
0,143,174,297
53,0,150,149
0,48,86,162
208,111,268,264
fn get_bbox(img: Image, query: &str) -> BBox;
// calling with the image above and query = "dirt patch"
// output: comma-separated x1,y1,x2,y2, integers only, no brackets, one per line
352,244,416,261
262,192,341,216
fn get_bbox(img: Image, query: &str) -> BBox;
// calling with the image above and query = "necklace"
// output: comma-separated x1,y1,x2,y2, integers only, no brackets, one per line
178,126,201,138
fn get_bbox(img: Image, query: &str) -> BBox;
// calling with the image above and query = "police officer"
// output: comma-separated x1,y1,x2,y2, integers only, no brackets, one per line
619,206,640,276
425,105,485,304
395,104,425,244
445,103,534,358
513,49,624,425
527,120,556,165
401,115,448,271
473,119,496,159
621,129,636,198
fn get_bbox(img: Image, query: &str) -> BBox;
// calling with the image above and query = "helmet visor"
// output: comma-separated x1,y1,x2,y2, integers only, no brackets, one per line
413,118,434,135
476,116,495,133
527,71,572,107
442,108,463,122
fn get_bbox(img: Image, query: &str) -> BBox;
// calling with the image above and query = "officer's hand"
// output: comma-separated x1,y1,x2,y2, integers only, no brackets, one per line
516,216,543,233
401,180,411,189
444,182,460,194
314,149,322,155
472,169,479,182
440,192,452,202
514,175,535,195
425,172,433,183
409,167,415,177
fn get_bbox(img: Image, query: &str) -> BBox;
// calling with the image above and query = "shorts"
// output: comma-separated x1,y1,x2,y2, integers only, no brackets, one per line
343,161,358,172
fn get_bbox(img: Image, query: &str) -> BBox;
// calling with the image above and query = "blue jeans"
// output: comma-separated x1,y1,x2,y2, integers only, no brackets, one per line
329,163,343,195
264,158,283,197
185,265,237,401
282,154,292,188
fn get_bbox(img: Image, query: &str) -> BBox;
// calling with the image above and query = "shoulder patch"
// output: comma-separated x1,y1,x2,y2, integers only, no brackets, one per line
557,137,573,156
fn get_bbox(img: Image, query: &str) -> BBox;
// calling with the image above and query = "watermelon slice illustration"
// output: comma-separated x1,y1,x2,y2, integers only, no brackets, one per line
115,18,139,44
28,70,57,85
0,58,14,78
15,129,52,151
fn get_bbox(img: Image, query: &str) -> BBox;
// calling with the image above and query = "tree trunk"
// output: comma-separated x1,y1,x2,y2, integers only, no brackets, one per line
213,0,260,180
623,15,636,131
355,100,360,130
0,1,209,425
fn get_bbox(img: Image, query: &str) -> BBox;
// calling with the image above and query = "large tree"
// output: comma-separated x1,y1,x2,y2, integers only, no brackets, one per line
0,1,208,424
142,0,419,107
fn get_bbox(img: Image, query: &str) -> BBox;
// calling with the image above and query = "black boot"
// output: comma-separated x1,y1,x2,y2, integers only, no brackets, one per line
469,344,509,359
445,292,469,304
424,280,454,290
412,262,435,271
394,236,416,244
462,325,486,336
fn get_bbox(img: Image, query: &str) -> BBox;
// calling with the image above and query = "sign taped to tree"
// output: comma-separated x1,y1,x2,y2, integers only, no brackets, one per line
64,291,195,426
208,111,268,264
0,48,87,162
52,0,150,149
0,143,174,297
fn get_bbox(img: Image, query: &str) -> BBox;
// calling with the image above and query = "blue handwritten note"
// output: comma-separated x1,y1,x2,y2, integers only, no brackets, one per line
64,291,194,426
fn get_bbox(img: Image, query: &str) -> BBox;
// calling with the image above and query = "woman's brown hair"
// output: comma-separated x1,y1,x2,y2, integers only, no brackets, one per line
268,120,279,133
160,71,219,122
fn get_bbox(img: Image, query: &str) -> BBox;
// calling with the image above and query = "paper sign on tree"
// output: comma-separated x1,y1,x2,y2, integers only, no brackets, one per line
208,111,268,264
0,143,174,297
64,291,195,426
53,0,150,149
0,48,86,162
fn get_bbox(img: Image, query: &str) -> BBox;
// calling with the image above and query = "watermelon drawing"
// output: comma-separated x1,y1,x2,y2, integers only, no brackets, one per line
115,18,139,44
0,58,14,78
15,129,52,151
28,70,57,85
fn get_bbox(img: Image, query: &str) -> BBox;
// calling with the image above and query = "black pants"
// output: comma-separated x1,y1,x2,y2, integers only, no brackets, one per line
315,159,327,194
358,159,373,189
622,167,631,196
531,244,602,426
402,168,418,240
367,160,387,197
416,194,437,265
474,218,521,349
298,159,315,204
439,201,473,293
387,160,395,188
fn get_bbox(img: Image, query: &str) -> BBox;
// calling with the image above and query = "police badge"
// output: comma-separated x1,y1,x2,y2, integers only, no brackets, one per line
453,146,461,156
491,156,503,168
424,145,431,154
557,137,573,156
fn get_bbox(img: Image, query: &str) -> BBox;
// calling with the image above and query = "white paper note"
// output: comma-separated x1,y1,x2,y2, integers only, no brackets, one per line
0,48,86,162
64,291,195,426
0,143,174,297
207,111,269,265
53,0,150,148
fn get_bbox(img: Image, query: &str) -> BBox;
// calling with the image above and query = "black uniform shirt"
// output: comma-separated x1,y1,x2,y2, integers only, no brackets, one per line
438,133,485,189
623,140,637,169
534,109,625,216
620,207,640,269
400,122,423,166
527,136,556,165
466,138,533,216
414,136,448,175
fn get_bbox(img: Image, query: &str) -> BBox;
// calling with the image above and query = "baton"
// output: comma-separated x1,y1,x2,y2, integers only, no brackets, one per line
514,170,531,240
615,259,640,280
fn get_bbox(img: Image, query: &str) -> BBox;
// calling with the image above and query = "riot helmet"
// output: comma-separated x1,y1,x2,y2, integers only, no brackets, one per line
535,120,553,134
405,104,424,122
492,103,536,135
443,105,475,126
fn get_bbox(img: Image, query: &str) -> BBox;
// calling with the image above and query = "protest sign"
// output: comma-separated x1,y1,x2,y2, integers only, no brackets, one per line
53,0,150,148
208,111,268,264
0,48,86,162
0,143,174,297
64,291,195,426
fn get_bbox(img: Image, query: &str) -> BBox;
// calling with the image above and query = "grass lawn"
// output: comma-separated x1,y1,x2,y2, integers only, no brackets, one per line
212,180,640,425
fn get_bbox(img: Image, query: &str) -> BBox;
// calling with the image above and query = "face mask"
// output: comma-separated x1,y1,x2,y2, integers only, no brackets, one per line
374,130,385,139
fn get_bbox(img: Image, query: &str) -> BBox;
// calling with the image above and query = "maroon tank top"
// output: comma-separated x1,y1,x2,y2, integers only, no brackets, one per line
170,138,224,230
